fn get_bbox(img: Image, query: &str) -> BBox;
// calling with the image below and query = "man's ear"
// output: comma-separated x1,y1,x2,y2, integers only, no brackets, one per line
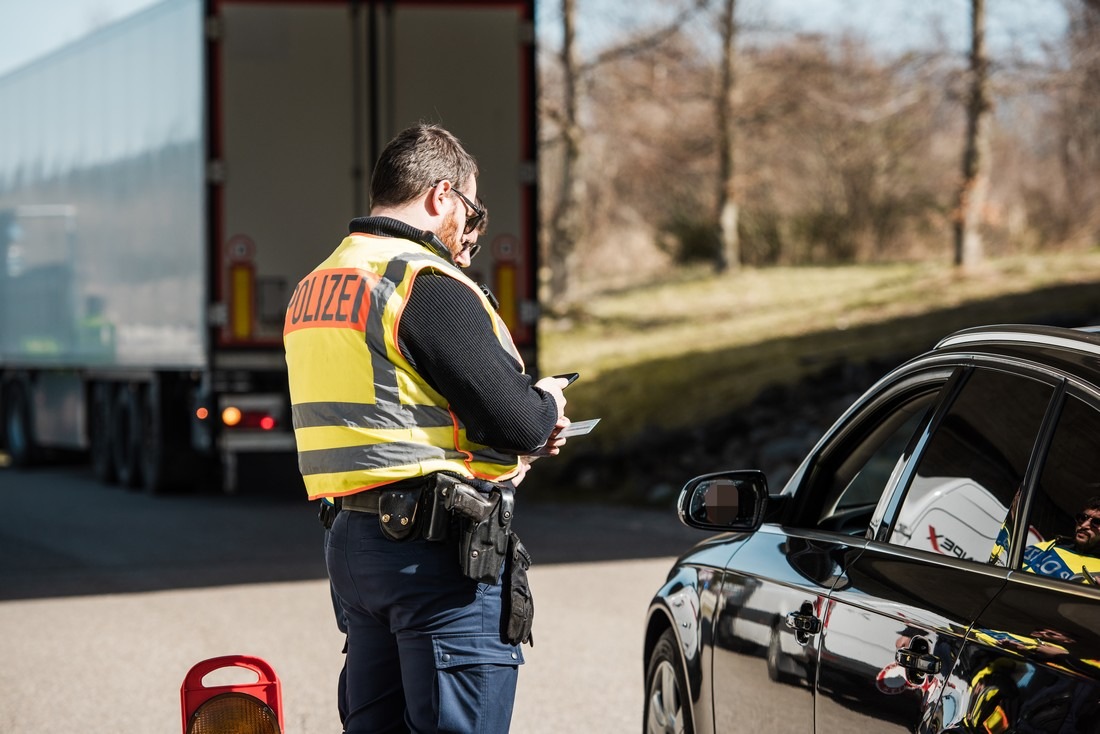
426,180,451,216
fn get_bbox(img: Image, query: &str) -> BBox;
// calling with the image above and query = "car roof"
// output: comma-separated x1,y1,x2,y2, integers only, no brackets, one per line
931,324,1100,384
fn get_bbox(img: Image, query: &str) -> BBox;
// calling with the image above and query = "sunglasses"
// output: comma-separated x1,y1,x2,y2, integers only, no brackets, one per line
460,240,482,259
450,187,486,236
1075,512,1100,529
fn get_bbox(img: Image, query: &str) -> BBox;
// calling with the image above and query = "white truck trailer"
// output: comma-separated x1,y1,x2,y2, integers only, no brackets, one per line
0,0,538,492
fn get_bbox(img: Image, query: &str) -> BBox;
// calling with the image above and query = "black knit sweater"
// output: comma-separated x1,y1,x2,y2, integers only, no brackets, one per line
396,270,558,454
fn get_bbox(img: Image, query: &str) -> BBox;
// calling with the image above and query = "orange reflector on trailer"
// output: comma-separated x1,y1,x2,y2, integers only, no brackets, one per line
230,262,255,340
494,261,517,330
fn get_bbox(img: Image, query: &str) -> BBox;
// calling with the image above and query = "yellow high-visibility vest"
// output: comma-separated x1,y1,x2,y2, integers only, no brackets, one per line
284,233,522,500
1022,539,1100,584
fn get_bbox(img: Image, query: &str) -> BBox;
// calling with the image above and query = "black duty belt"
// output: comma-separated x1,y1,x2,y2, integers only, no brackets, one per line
340,477,433,515
341,491,381,514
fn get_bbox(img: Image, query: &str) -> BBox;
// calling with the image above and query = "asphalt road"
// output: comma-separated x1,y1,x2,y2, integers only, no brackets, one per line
0,460,706,733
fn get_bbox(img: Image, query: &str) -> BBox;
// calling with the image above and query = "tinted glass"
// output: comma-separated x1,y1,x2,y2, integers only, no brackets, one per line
1019,394,1100,585
809,387,942,536
888,368,1053,564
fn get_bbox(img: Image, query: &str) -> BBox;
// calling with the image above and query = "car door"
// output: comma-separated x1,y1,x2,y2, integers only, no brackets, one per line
708,365,952,732
944,388,1100,733
816,365,1058,733
708,532,848,732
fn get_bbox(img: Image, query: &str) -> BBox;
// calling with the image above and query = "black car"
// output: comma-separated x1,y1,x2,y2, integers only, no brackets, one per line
644,324,1100,734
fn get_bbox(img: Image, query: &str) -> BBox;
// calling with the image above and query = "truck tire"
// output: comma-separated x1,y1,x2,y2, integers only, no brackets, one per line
3,383,36,468
89,382,116,484
111,383,143,488
140,380,186,495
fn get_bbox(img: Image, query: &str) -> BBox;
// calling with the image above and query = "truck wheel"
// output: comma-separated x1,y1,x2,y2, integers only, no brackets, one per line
89,383,116,483
4,383,36,468
111,384,143,488
140,381,184,494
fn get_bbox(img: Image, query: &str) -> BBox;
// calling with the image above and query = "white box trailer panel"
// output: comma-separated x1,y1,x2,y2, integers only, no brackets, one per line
215,0,537,352
217,1,359,346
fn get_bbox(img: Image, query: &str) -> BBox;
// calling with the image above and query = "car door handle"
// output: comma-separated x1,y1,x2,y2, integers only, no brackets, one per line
895,647,942,675
784,607,821,636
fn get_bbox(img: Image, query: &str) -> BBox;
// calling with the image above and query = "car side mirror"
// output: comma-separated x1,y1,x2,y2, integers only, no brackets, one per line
677,470,769,532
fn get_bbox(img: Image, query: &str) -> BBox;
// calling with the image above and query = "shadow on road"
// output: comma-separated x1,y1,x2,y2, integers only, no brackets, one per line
0,461,703,602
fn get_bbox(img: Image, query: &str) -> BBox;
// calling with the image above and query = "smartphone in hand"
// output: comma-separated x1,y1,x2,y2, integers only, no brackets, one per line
552,372,580,386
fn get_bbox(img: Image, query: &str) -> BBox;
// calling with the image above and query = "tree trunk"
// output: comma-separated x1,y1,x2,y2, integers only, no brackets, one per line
954,0,991,268
716,0,740,272
546,0,585,307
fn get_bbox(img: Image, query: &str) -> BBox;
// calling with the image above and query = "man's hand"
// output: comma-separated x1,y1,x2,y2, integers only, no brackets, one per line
525,416,571,460
522,376,571,462
511,457,531,486
544,416,571,454
534,375,570,419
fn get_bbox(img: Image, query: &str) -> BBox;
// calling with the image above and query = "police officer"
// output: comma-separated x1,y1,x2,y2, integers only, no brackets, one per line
1022,496,1100,584
285,124,569,733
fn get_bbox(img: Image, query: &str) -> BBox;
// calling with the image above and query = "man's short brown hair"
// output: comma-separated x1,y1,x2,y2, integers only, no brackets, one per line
370,124,479,209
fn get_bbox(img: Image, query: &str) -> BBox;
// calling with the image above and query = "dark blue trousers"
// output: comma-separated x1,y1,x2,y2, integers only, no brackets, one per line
326,509,522,733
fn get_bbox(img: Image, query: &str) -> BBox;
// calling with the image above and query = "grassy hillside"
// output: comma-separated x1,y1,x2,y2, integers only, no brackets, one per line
538,250,1100,455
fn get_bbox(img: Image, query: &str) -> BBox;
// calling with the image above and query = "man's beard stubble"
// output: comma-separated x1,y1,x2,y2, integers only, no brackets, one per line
437,206,462,255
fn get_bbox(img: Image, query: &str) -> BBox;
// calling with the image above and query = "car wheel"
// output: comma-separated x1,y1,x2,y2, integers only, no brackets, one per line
645,628,693,734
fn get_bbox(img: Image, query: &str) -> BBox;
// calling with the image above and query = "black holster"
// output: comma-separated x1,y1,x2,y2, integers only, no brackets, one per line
437,476,514,584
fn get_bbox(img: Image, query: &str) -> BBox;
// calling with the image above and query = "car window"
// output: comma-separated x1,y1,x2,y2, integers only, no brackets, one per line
806,382,945,536
1017,393,1100,585
886,368,1054,565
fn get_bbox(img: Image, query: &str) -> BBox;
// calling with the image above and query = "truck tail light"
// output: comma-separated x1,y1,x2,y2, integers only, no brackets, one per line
181,655,282,734
221,406,278,430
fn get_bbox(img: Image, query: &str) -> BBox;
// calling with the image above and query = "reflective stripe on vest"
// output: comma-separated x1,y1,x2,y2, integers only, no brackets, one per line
284,234,522,500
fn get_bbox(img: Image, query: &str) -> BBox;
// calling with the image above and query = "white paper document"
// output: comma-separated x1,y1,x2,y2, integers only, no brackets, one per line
559,418,600,437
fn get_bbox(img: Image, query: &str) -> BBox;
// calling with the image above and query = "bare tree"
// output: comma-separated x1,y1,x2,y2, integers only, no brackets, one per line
1056,0,1100,242
544,0,585,309
715,0,740,272
540,0,1082,291
953,0,992,268
541,0,711,304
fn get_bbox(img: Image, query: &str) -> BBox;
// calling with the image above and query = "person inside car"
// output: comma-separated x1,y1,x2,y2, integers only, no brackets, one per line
1022,496,1100,585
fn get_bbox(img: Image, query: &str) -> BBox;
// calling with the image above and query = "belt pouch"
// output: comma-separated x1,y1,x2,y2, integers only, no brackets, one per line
378,488,421,541
318,499,340,529
502,531,534,646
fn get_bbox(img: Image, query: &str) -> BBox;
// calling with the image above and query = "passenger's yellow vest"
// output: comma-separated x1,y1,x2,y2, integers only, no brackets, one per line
284,233,523,500
1022,539,1100,584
